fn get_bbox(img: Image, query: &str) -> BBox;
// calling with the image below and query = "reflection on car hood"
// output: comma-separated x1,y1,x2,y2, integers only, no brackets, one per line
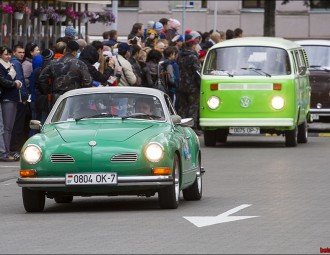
54,121,154,142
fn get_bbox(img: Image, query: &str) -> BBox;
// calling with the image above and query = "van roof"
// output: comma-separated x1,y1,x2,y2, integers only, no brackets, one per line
295,39,330,46
211,37,301,50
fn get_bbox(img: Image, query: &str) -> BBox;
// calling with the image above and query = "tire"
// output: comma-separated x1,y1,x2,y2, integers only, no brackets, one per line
297,120,308,143
54,196,73,203
22,188,45,213
204,130,216,147
158,154,180,209
183,156,202,201
217,129,228,143
285,127,297,147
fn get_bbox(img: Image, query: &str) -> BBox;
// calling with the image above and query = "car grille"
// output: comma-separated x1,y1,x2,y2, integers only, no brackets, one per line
111,153,138,162
51,154,75,163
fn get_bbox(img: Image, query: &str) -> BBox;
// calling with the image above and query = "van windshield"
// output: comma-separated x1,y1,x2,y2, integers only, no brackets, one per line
302,45,330,68
203,46,291,76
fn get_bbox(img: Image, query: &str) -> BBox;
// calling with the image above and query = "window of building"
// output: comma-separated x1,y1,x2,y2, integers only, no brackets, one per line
107,0,139,8
242,0,264,8
310,0,330,9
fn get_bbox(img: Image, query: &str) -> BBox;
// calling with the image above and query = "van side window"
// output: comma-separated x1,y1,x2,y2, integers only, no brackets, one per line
291,51,298,73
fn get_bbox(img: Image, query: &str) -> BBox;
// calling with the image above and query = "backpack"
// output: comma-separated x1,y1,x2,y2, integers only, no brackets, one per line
155,61,169,93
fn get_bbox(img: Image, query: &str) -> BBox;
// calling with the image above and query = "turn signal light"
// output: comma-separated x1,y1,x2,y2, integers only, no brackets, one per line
20,169,37,177
273,83,282,90
152,167,172,175
210,84,218,90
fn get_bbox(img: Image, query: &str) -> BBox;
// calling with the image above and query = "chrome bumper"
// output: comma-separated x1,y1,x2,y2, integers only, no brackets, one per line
17,175,174,188
200,118,294,127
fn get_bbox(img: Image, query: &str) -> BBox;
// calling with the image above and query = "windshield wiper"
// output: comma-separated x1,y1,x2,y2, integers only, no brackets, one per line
75,113,117,122
122,113,161,120
241,67,272,77
309,65,330,72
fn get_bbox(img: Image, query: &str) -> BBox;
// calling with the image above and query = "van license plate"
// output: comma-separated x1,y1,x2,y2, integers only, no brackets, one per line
229,127,260,134
311,114,319,120
65,173,117,185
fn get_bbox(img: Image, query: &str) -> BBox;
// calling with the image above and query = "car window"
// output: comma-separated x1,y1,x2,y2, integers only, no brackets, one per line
203,46,291,76
50,93,165,123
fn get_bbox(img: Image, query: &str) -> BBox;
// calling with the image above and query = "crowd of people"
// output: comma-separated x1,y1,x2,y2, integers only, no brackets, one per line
0,17,243,162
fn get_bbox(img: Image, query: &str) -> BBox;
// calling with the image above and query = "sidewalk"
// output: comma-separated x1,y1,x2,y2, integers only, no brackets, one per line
0,162,20,182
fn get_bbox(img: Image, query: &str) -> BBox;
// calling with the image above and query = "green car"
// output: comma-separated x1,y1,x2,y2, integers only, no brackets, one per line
17,87,203,212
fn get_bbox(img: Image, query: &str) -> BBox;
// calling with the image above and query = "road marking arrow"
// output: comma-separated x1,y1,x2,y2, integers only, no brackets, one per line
183,204,259,227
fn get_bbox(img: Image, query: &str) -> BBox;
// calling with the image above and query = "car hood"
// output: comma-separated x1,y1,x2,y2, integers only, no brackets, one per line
53,121,157,142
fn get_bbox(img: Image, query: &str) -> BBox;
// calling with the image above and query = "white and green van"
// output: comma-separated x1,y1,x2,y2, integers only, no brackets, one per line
200,37,311,147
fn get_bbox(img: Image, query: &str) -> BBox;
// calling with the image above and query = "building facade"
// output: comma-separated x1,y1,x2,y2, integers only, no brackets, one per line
88,0,330,40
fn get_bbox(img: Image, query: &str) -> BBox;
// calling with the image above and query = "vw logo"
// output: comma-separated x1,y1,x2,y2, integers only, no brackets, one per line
240,96,251,108
89,141,97,147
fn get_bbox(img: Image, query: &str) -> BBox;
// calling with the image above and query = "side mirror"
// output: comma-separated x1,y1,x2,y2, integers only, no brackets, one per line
180,118,194,127
298,66,307,75
171,115,181,125
30,120,41,130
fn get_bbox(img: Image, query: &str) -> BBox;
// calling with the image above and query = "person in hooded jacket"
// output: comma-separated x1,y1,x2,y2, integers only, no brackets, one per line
79,45,115,86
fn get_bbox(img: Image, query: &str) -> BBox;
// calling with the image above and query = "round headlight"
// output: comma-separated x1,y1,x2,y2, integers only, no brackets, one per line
271,96,285,110
145,143,164,162
22,145,42,164
207,96,220,110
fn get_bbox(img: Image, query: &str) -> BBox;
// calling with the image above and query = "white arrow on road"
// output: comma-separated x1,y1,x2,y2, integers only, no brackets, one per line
184,204,259,227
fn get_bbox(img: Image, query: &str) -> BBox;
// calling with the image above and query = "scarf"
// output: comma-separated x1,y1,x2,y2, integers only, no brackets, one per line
0,58,16,80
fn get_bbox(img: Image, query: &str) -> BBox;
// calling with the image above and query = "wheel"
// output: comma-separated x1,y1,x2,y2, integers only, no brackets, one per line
285,127,297,147
158,154,180,209
183,156,202,201
297,120,308,143
54,196,73,203
217,129,228,143
22,188,45,212
204,130,216,147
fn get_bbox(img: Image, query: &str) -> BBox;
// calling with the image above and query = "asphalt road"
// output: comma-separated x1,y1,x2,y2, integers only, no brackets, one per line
0,128,330,254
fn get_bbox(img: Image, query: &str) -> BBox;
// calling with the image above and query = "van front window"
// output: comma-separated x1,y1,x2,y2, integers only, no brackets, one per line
203,46,291,76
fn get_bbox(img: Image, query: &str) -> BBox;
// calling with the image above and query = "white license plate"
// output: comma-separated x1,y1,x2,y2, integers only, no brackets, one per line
65,173,117,185
311,114,319,120
229,127,260,134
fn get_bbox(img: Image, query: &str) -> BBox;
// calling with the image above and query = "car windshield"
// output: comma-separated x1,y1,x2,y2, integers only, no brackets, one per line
302,45,330,68
51,93,165,123
203,46,291,76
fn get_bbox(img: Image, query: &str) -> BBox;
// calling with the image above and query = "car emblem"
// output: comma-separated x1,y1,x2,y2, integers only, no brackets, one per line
89,141,97,147
240,96,251,108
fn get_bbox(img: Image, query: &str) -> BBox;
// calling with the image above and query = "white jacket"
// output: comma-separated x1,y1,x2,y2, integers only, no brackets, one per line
115,55,136,86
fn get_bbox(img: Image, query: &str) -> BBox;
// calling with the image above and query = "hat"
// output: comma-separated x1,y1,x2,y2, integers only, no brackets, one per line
147,29,157,35
185,29,192,34
169,18,181,29
65,26,77,39
184,34,198,44
153,22,163,31
103,50,112,58
67,40,80,51
147,20,155,29
203,41,214,50
118,43,131,54
190,30,201,40
41,49,54,61
177,35,184,42
198,50,206,59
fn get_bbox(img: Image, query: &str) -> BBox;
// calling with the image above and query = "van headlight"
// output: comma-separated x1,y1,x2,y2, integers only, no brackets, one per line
145,142,164,162
207,96,220,110
22,145,42,164
271,96,285,110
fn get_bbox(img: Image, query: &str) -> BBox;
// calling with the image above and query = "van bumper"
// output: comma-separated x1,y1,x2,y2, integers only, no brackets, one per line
199,118,294,127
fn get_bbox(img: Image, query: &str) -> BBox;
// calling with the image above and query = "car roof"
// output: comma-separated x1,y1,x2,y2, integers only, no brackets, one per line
210,37,301,50
61,87,165,98
295,39,330,46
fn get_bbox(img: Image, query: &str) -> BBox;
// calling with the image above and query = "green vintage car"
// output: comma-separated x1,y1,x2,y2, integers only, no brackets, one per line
17,87,203,212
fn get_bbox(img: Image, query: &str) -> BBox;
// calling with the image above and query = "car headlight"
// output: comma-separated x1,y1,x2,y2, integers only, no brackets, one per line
22,145,42,164
207,96,220,110
145,142,164,162
271,96,285,110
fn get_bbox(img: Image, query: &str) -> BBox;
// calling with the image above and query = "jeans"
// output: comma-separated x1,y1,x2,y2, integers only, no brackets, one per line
1,101,17,156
